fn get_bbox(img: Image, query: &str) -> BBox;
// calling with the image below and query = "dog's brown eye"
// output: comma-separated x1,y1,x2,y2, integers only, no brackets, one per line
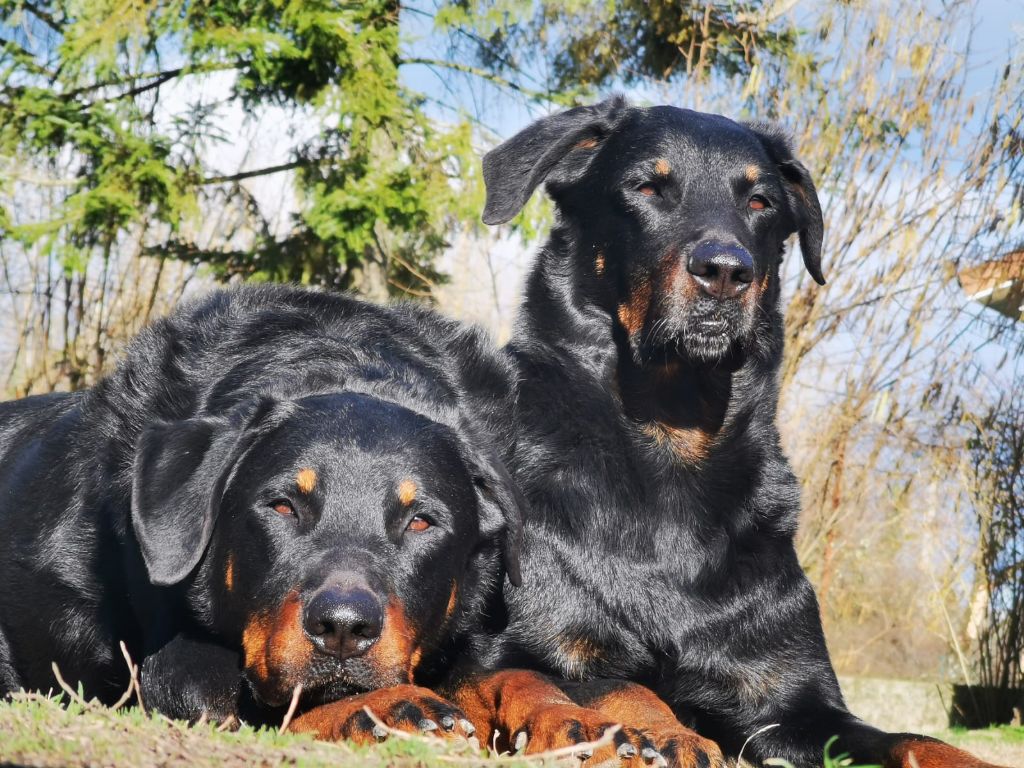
638,184,658,197
271,499,295,517
749,196,769,210
406,515,432,533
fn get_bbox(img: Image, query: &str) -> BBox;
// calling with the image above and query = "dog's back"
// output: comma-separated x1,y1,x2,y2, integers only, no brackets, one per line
82,285,506,440
0,391,79,453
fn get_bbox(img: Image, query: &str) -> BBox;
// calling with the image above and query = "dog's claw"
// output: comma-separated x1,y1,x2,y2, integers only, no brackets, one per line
459,718,476,736
440,715,456,731
642,747,667,766
372,723,389,741
419,718,438,732
575,748,593,761
618,743,638,758
514,730,529,752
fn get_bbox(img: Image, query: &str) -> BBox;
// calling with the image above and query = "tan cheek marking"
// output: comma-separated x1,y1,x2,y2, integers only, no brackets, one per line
225,554,234,592
574,137,599,149
268,595,310,671
654,158,671,176
616,278,652,337
617,304,636,333
397,479,417,506
445,581,458,621
296,468,317,494
656,247,692,302
368,600,419,683
242,591,311,694
744,164,760,183
743,271,771,309
595,250,606,277
242,614,271,683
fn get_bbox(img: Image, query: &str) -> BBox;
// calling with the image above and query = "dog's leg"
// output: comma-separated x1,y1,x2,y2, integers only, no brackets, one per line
140,634,245,724
738,712,1012,768
677,638,1011,768
560,679,725,768
884,734,1013,768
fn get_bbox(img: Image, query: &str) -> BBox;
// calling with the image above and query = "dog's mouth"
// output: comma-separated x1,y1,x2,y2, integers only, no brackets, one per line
244,655,409,708
240,591,424,708
637,297,751,366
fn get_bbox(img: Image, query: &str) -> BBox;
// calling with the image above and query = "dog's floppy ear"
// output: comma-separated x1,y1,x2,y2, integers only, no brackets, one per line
464,445,526,587
131,405,270,586
747,123,826,285
482,96,631,225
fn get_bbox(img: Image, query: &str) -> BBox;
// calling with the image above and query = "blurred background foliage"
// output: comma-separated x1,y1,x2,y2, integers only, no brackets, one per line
1,0,1023,726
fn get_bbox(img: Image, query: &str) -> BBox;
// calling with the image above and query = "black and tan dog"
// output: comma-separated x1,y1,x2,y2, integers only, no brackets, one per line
0,285,528,739
452,98,1005,768
0,285,700,760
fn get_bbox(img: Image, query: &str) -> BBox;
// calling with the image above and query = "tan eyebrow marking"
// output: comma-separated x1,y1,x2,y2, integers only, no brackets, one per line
296,468,317,494
397,479,417,506
595,250,606,276
575,137,599,149
744,164,760,183
654,158,671,176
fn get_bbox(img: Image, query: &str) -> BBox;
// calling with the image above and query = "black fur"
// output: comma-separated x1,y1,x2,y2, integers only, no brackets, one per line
472,98,985,767
0,285,522,724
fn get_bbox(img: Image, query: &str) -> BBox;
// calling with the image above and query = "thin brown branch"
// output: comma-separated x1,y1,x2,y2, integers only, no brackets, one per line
399,57,555,102
202,159,309,185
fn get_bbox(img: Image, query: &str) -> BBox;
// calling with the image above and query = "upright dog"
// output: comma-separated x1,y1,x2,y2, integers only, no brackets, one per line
0,285,523,738
456,98,1004,768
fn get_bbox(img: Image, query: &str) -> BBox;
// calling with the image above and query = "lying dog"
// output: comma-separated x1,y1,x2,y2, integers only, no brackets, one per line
455,98,1005,768
0,285,523,739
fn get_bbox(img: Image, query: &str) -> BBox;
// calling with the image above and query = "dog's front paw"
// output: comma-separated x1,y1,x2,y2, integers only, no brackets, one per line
290,684,476,745
638,725,724,768
509,703,646,763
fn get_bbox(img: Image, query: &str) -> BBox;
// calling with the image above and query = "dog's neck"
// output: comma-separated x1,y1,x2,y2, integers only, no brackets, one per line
516,233,783,464
616,354,734,463
514,233,621,376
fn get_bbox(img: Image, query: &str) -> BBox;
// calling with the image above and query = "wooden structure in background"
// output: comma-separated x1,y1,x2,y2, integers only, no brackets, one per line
959,249,1024,321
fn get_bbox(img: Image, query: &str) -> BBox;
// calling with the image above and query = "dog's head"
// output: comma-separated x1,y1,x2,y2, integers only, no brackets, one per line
482,97,824,366
130,392,522,707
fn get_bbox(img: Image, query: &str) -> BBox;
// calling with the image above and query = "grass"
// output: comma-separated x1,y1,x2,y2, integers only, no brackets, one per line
1,692,1021,767
933,725,1024,766
0,691,522,768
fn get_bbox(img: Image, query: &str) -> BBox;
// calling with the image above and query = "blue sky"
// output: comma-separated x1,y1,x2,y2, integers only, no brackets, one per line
400,0,1024,140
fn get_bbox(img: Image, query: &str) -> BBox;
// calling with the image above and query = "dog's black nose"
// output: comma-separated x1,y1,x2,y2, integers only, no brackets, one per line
303,586,383,659
687,242,754,299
